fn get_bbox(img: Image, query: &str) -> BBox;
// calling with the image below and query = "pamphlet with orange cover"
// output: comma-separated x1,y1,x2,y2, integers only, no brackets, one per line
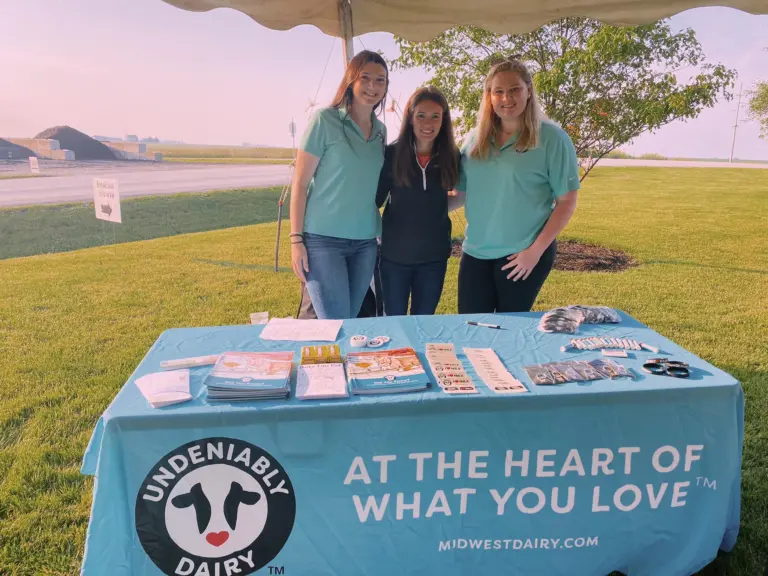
345,347,430,394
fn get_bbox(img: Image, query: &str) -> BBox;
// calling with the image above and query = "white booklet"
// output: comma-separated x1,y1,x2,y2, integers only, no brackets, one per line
135,369,192,408
259,318,343,342
296,363,349,400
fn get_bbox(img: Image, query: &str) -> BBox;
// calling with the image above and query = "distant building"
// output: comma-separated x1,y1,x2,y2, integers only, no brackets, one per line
126,134,138,142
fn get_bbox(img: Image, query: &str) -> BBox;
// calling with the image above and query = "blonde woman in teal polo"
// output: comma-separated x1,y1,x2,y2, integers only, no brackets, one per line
453,58,580,313
289,50,388,319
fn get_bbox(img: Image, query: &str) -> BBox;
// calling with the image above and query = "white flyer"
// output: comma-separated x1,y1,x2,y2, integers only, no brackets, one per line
296,363,349,400
464,348,528,394
259,318,343,342
135,369,192,408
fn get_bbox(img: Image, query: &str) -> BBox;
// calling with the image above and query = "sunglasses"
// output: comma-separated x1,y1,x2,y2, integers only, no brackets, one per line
642,358,690,379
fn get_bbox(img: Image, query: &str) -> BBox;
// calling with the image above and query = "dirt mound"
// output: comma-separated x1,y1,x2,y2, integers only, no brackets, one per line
0,138,35,159
451,239,637,273
34,126,117,160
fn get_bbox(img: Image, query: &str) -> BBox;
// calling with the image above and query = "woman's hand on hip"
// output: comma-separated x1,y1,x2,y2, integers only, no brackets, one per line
291,242,310,282
501,245,543,282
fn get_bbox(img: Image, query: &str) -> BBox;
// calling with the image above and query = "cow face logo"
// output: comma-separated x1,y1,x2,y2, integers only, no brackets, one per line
136,437,296,576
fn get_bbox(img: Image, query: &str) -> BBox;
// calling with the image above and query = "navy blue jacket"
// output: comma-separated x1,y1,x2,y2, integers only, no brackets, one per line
375,143,459,265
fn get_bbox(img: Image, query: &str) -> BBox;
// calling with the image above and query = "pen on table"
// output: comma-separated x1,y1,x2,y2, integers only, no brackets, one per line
467,321,503,330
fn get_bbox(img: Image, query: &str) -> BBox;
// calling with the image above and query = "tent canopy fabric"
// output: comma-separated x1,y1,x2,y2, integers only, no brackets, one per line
161,0,768,42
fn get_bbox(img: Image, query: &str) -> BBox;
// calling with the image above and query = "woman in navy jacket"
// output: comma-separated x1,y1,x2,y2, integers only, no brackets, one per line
375,86,461,316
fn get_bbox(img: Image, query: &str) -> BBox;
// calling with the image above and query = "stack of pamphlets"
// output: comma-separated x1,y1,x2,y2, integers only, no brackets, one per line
296,344,348,400
204,351,294,401
296,363,349,400
346,347,430,395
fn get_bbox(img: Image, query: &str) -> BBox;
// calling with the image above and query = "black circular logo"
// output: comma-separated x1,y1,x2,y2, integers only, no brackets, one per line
136,437,296,576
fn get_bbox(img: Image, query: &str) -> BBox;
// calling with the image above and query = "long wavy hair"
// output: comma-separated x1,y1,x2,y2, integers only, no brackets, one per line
469,58,543,159
330,50,388,116
393,86,459,190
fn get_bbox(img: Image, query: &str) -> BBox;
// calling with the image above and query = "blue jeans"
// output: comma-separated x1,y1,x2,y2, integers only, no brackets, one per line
304,232,379,320
379,257,448,316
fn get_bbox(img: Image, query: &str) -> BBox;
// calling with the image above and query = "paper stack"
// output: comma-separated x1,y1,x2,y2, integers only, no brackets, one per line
426,343,477,394
464,348,528,394
296,363,349,400
204,351,294,401
346,347,430,395
135,369,192,408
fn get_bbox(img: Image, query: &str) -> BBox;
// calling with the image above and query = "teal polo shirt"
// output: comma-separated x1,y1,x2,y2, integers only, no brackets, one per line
458,120,580,259
300,106,387,240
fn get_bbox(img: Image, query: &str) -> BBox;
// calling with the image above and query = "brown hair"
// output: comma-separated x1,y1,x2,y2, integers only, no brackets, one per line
330,50,389,116
469,58,543,159
393,86,459,190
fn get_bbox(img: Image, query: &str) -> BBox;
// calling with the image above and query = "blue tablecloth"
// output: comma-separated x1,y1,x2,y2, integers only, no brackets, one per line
80,312,743,576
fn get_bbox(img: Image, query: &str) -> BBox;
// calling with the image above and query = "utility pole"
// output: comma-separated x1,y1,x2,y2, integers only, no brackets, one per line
729,83,743,163
289,118,296,153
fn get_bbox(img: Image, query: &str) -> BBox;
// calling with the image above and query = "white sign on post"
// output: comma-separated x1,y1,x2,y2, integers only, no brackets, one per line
29,157,39,174
93,178,122,223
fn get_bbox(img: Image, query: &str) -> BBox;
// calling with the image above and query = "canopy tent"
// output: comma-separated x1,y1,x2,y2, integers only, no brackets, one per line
162,0,768,58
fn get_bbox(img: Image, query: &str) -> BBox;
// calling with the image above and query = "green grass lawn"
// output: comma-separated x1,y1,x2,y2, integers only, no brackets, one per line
0,168,766,575
147,143,294,160
0,187,286,260
0,173,47,180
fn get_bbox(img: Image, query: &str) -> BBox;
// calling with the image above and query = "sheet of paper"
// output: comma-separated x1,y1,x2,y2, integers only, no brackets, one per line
464,348,528,394
259,318,343,342
135,369,192,408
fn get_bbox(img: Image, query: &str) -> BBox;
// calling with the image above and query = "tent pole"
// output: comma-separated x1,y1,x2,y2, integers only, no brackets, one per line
339,0,354,64
275,3,353,274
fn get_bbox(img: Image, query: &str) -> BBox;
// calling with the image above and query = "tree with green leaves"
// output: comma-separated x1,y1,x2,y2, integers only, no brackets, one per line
392,19,736,178
748,83,768,139
747,48,767,139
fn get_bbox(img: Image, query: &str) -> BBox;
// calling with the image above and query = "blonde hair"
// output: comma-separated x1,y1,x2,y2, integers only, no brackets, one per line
469,58,543,159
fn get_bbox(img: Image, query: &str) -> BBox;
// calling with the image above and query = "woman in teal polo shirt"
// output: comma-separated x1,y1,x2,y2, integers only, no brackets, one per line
454,58,579,313
289,50,388,319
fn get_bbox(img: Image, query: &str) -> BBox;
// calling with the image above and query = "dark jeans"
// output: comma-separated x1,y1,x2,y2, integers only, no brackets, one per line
303,232,378,319
458,240,557,314
380,258,448,316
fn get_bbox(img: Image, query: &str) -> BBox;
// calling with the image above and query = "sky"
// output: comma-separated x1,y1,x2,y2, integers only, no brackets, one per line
1,0,766,160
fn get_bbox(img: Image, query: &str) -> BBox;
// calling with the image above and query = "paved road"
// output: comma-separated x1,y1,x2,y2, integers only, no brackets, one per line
1,158,766,209
0,164,293,208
